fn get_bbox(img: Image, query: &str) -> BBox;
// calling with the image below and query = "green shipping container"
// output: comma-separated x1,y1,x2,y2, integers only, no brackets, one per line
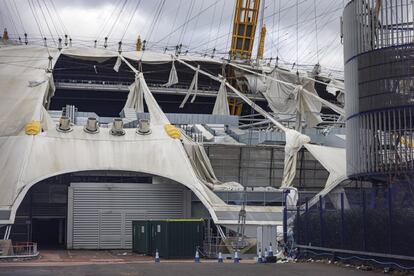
132,221,150,254
132,219,205,259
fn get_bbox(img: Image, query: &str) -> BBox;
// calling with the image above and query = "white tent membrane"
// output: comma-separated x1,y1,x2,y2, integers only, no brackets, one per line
0,46,283,228
303,144,350,210
122,50,222,65
162,60,179,87
327,79,345,105
175,58,312,189
179,65,200,108
123,78,144,113
228,62,345,117
212,79,230,116
265,68,323,128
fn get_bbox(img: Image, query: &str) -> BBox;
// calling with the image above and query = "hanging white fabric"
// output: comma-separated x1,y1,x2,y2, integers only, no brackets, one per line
163,60,179,87
212,79,230,116
326,79,345,105
228,62,345,117
137,73,170,125
115,55,169,125
179,65,199,108
264,68,323,128
280,129,311,188
113,56,122,72
302,144,349,210
176,59,317,189
123,79,144,113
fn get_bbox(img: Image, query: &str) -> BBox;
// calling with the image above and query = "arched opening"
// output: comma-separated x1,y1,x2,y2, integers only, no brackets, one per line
5,170,207,249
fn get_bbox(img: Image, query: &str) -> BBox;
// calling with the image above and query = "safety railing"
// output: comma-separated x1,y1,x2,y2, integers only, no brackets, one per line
0,242,38,258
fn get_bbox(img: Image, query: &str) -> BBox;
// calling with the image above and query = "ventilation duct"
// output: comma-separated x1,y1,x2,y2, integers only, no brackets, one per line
137,119,151,135
110,118,125,136
57,116,73,133
84,117,99,134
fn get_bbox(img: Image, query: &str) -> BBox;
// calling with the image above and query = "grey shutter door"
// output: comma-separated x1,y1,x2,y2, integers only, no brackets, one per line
69,183,189,249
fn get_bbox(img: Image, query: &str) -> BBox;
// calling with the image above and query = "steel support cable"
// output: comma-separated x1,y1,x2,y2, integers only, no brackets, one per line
49,0,69,35
296,0,338,63
213,0,226,51
296,0,299,72
11,0,26,34
264,0,308,21
28,0,45,40
287,0,319,57
42,0,61,38
121,0,142,41
267,5,343,37
313,0,319,62
154,0,221,45
270,0,277,59
190,30,230,52
225,0,236,56
107,0,129,39
298,2,342,65
268,1,313,59
179,0,195,45
146,0,168,46
4,0,19,37
278,0,339,53
0,3,4,27
166,0,183,48
35,0,56,46
187,0,204,52
145,0,166,44
205,0,219,53
28,0,50,55
139,0,162,44
95,0,123,41
266,4,343,66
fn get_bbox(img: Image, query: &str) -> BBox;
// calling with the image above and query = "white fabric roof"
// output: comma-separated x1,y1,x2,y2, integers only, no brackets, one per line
0,45,281,227
303,144,348,208
59,47,222,64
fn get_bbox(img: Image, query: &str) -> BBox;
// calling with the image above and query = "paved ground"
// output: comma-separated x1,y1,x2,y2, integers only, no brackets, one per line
0,250,382,275
0,262,381,276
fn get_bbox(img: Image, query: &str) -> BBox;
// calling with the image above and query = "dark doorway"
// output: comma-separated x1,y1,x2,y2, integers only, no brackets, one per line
32,218,65,249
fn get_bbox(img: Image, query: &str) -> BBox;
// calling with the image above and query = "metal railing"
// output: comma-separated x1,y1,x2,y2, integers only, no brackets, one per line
0,242,38,258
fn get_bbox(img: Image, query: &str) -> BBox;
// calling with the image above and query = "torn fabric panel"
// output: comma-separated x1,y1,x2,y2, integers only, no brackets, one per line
280,129,311,188
123,79,144,113
264,68,322,128
138,73,170,125
212,80,230,115
181,134,244,191
163,60,179,87
113,56,122,72
179,65,199,108
327,79,345,105
302,144,349,210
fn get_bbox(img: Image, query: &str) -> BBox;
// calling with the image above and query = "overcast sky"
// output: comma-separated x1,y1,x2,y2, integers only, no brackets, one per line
0,0,346,74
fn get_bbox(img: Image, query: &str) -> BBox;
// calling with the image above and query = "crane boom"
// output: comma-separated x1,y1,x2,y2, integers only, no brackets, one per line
230,0,261,60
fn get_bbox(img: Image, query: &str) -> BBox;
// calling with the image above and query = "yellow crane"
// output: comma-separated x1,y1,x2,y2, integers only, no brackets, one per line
229,0,265,116
229,0,262,60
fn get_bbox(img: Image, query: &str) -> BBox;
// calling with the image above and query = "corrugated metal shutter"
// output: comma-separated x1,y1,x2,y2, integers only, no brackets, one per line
69,183,189,249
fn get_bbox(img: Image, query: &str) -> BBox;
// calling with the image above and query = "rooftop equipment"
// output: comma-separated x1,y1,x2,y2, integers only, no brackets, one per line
110,118,125,136
137,119,151,135
84,117,99,134
57,116,73,133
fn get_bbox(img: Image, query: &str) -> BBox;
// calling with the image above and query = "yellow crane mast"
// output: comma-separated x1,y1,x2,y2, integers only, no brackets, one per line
230,0,261,60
